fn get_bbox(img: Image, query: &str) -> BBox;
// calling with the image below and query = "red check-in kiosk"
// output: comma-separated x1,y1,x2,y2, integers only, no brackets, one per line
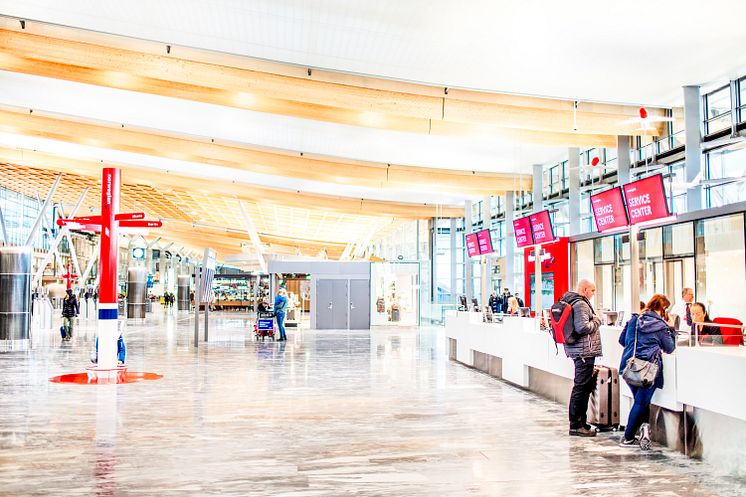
523,237,570,313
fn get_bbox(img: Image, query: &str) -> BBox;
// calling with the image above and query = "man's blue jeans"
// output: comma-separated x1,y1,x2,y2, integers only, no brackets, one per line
276,312,286,340
624,384,657,440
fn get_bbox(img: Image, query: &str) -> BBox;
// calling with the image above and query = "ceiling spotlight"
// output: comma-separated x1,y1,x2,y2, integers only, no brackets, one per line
19,20,26,29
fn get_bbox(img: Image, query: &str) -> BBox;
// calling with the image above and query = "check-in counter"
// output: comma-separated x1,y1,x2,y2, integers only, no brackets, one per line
445,311,746,469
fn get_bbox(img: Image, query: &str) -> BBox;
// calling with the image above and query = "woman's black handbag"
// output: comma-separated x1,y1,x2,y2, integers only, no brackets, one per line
622,320,659,388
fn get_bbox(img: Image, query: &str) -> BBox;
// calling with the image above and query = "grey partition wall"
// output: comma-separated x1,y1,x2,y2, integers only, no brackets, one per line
0,247,32,344
126,267,147,318
268,260,370,330
177,275,191,311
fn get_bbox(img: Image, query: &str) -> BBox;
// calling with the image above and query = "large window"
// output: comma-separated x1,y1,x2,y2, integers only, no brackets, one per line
704,84,732,135
706,147,746,208
694,214,746,323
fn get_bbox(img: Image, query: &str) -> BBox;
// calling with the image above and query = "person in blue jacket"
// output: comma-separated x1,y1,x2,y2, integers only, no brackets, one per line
618,294,676,449
274,288,288,341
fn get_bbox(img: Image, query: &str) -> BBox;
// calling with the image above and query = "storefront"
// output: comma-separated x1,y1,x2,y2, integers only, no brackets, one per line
371,262,420,326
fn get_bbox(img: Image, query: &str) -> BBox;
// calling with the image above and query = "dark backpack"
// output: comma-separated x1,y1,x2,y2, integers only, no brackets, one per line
549,296,581,345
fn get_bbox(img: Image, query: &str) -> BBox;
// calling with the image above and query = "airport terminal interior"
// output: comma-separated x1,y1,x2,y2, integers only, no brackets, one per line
1,2,746,495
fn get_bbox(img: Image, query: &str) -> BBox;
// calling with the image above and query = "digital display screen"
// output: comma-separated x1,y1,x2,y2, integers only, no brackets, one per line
513,216,533,248
529,210,556,244
465,232,480,257
476,229,494,255
622,174,671,225
590,187,629,232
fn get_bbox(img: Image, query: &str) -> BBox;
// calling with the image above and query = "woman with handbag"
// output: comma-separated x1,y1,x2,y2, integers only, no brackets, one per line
618,294,676,449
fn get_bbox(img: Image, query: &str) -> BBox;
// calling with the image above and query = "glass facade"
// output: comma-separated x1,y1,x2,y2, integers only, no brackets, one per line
0,185,53,250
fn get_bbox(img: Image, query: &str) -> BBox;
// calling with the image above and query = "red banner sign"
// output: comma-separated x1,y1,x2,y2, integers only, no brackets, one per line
513,216,533,248
529,210,556,244
476,229,494,255
115,212,145,221
622,174,671,225
465,232,480,257
590,187,629,232
118,220,163,228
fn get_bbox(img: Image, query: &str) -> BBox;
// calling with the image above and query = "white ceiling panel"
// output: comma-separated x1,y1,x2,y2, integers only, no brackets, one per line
1,0,745,105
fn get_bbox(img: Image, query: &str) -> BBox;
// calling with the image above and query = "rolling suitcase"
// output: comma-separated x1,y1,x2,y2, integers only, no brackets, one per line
587,365,620,430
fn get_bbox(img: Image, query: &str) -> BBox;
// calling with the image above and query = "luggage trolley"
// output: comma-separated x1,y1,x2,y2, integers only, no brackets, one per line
254,311,276,341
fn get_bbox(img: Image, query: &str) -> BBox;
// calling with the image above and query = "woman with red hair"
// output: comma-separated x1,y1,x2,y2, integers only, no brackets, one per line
618,294,677,449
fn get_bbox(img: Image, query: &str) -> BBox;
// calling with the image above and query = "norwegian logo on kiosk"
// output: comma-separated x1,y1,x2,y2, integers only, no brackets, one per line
590,187,629,232
529,210,556,244
476,229,494,255
465,232,480,257
513,216,533,248
622,174,671,225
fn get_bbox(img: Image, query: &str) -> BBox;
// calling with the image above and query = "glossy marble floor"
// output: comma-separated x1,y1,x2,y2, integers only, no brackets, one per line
1,307,744,497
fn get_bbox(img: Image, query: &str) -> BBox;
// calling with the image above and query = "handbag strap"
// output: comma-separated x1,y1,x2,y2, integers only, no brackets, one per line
632,317,640,359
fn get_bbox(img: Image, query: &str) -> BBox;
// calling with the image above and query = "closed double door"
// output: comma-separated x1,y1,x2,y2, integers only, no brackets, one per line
316,279,369,329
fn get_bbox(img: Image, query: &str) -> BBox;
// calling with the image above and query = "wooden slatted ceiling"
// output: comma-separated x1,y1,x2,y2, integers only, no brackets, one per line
0,163,407,259
0,107,531,196
0,24,676,144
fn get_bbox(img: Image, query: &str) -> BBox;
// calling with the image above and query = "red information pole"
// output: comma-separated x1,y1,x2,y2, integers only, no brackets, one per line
61,263,78,290
97,168,121,371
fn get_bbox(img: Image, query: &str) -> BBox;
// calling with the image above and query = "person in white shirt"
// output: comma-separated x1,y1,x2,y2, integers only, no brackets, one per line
669,287,694,332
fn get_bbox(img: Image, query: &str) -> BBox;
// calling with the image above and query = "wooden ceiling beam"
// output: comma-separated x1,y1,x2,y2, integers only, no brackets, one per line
0,107,530,195
0,147,465,219
0,27,670,139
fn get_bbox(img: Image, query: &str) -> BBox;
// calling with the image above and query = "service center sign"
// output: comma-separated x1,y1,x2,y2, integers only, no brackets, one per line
476,229,494,255
590,187,628,232
513,216,533,248
529,210,555,244
465,232,480,257
622,174,671,225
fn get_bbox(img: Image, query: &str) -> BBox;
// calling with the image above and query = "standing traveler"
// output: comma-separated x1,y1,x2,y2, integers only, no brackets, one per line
500,288,512,313
274,289,288,341
514,293,525,307
488,291,499,314
61,289,80,341
618,294,676,449
561,279,602,437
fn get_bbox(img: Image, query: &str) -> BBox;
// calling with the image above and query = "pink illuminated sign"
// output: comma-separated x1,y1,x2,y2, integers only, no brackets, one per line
476,229,494,255
529,210,556,244
590,187,629,232
465,232,480,257
622,174,671,225
513,216,533,248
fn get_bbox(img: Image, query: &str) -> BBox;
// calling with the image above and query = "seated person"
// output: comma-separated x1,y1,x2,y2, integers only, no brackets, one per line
507,297,520,316
689,302,722,345
257,299,269,312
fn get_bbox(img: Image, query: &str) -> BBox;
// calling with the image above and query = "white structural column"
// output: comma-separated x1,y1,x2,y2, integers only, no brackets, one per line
567,148,580,236
532,164,544,315
480,195,491,308
449,218,457,305
684,85,704,212
617,136,631,185
504,191,515,292
464,200,473,304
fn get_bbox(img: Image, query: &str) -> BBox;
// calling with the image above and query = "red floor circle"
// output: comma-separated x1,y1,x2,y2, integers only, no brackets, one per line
49,372,163,384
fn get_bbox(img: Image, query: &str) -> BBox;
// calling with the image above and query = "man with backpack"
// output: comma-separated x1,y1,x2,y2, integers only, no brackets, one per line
61,289,79,341
551,279,602,437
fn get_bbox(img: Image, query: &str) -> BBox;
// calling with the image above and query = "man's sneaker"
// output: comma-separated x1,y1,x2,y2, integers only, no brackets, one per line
619,437,638,447
569,426,597,437
639,423,652,450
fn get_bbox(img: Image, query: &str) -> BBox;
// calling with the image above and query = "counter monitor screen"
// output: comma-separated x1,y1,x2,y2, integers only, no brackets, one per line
622,174,671,225
513,216,533,248
529,210,556,244
476,229,494,255
465,232,480,257
590,187,629,232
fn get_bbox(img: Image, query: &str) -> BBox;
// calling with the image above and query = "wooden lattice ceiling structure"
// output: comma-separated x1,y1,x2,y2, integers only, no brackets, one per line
0,19,680,262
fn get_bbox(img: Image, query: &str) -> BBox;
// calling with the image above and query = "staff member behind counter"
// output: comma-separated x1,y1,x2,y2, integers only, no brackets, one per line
689,302,722,345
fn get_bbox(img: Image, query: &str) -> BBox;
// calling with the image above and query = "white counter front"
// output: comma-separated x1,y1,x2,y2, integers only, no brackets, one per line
445,311,746,422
